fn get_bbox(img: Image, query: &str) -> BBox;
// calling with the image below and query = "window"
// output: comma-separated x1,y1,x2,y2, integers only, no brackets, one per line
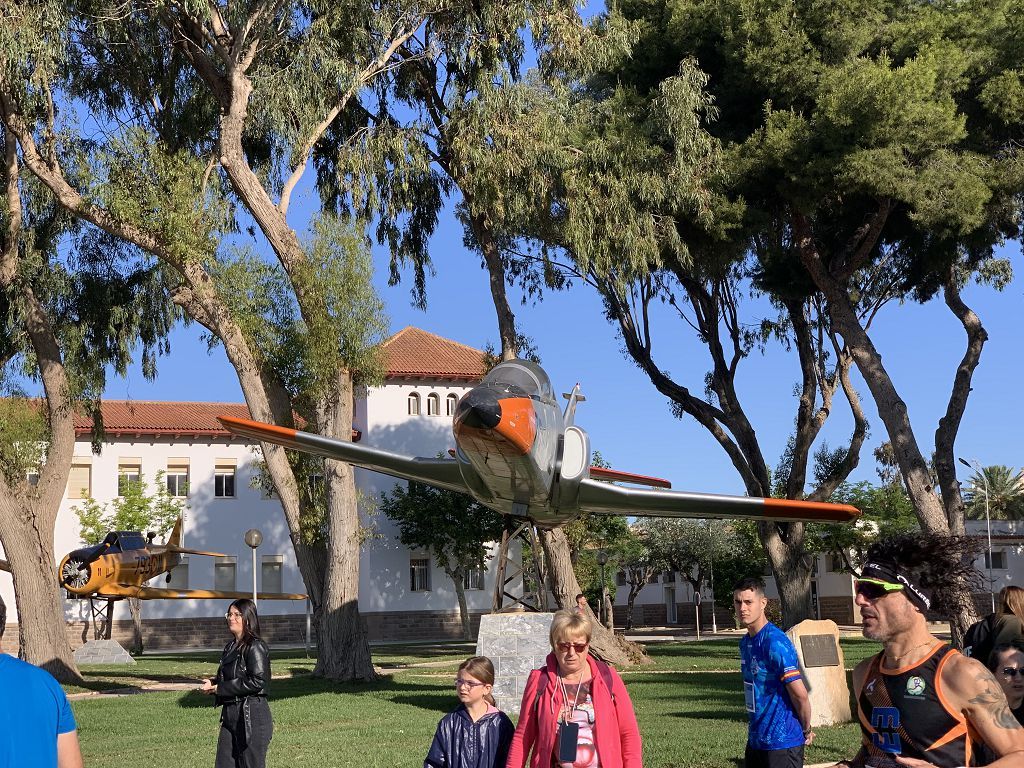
214,557,237,591
463,566,485,591
410,557,431,591
427,393,440,416
118,459,142,496
215,459,236,498
985,550,1008,570
828,553,844,573
662,571,676,583
168,556,189,588
261,556,283,593
166,460,189,498
616,571,626,587
66,461,91,499
446,394,458,416
408,392,420,415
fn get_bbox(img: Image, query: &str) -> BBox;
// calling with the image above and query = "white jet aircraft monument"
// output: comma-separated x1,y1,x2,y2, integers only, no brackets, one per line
218,359,860,528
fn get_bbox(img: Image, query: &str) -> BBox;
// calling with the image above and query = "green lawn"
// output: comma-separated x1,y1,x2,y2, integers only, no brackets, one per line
70,638,879,767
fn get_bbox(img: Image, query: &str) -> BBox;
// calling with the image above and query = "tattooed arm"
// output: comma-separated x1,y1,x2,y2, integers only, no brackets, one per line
945,653,1024,767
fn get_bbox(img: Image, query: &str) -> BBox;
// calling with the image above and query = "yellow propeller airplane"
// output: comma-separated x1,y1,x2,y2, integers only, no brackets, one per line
57,518,305,601
219,359,861,528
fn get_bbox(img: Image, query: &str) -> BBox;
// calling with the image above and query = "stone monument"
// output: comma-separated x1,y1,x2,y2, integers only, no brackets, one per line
476,611,554,715
73,638,136,665
786,619,851,726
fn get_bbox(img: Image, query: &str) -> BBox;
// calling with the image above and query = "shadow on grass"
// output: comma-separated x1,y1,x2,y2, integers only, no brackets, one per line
667,709,747,722
174,673,453,713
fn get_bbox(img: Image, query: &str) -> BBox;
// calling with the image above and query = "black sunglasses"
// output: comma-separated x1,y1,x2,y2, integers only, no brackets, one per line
854,580,903,601
1002,668,1024,678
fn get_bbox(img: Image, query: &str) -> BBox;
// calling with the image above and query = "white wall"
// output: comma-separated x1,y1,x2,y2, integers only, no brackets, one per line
0,376,510,626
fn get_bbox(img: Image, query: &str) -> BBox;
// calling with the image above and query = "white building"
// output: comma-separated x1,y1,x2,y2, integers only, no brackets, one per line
614,519,1024,629
0,327,505,648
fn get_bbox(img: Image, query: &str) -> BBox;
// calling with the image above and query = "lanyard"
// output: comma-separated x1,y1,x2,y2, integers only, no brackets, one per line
557,668,585,724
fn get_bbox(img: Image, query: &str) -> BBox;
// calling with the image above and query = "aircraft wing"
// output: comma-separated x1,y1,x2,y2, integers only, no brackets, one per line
96,584,307,600
218,416,469,493
576,478,860,523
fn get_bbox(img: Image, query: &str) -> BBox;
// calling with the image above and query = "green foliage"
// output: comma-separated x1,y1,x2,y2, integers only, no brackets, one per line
964,466,1024,520
378,481,506,579
0,400,49,485
72,471,184,545
805,480,920,572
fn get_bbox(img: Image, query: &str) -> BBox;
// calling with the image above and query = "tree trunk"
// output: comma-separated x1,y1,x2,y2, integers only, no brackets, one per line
539,528,648,664
760,522,814,627
128,598,144,654
312,379,376,681
602,589,613,631
624,586,640,630
0,513,80,681
449,568,472,641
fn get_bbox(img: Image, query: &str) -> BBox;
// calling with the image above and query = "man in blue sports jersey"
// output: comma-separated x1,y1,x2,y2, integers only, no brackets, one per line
734,577,813,768
0,596,84,768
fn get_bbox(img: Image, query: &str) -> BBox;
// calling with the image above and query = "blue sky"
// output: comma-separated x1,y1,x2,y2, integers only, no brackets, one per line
101,197,1024,499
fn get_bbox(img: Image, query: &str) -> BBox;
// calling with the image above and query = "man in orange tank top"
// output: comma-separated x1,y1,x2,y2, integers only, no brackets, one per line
841,535,1024,768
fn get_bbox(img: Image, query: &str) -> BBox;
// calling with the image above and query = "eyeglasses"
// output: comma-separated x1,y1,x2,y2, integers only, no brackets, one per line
1002,668,1024,678
224,611,243,619
454,678,486,689
556,641,589,654
854,579,903,601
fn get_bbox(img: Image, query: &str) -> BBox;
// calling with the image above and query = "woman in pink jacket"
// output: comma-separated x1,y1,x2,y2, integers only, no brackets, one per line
506,610,642,768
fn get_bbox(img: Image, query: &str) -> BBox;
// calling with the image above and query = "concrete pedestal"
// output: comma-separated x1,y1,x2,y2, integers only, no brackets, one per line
475,612,554,715
73,639,136,665
787,619,851,726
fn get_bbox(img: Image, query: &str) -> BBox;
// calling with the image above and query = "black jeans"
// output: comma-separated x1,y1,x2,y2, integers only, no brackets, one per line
216,698,273,768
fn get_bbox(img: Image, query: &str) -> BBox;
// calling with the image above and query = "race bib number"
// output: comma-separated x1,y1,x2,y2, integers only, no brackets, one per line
744,681,756,713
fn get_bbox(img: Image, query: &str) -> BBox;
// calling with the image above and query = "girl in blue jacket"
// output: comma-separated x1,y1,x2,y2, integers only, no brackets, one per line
425,656,514,768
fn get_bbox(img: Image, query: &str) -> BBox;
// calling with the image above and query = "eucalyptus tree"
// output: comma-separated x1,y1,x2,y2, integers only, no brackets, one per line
0,0,433,679
314,4,648,660
0,124,177,680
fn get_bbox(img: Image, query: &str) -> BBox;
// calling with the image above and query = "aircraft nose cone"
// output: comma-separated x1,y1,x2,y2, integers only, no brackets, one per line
455,387,502,430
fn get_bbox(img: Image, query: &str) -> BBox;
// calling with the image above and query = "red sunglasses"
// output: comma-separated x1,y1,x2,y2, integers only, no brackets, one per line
556,641,589,653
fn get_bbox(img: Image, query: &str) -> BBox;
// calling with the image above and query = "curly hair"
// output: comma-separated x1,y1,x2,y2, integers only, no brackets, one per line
864,533,982,615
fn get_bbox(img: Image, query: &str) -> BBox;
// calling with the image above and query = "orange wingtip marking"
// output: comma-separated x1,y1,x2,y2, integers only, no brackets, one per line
217,416,299,442
589,466,672,489
762,498,861,522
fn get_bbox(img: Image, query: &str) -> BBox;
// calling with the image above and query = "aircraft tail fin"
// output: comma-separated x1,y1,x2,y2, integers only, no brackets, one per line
167,516,183,547
562,384,587,426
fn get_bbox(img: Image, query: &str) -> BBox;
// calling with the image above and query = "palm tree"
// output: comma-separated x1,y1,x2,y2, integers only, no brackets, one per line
965,466,1024,520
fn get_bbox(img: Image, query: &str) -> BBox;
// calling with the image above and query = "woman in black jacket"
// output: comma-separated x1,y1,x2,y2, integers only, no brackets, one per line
200,598,273,768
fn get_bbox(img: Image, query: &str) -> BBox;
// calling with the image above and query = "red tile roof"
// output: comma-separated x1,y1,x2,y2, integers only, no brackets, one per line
74,402,251,438
59,328,483,436
382,327,486,381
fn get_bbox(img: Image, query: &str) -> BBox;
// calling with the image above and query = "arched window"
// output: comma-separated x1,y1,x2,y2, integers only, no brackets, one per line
408,392,420,415
427,393,440,416
446,394,458,416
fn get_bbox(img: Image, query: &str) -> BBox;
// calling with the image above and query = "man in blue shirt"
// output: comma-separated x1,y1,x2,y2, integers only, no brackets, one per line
734,577,813,768
0,596,83,768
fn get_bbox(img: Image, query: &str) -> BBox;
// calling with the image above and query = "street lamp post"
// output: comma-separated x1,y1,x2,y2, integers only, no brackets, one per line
959,457,995,613
707,520,717,634
596,550,609,628
244,528,263,608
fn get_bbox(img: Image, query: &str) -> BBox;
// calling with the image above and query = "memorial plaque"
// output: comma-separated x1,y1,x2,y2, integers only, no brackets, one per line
800,633,840,668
